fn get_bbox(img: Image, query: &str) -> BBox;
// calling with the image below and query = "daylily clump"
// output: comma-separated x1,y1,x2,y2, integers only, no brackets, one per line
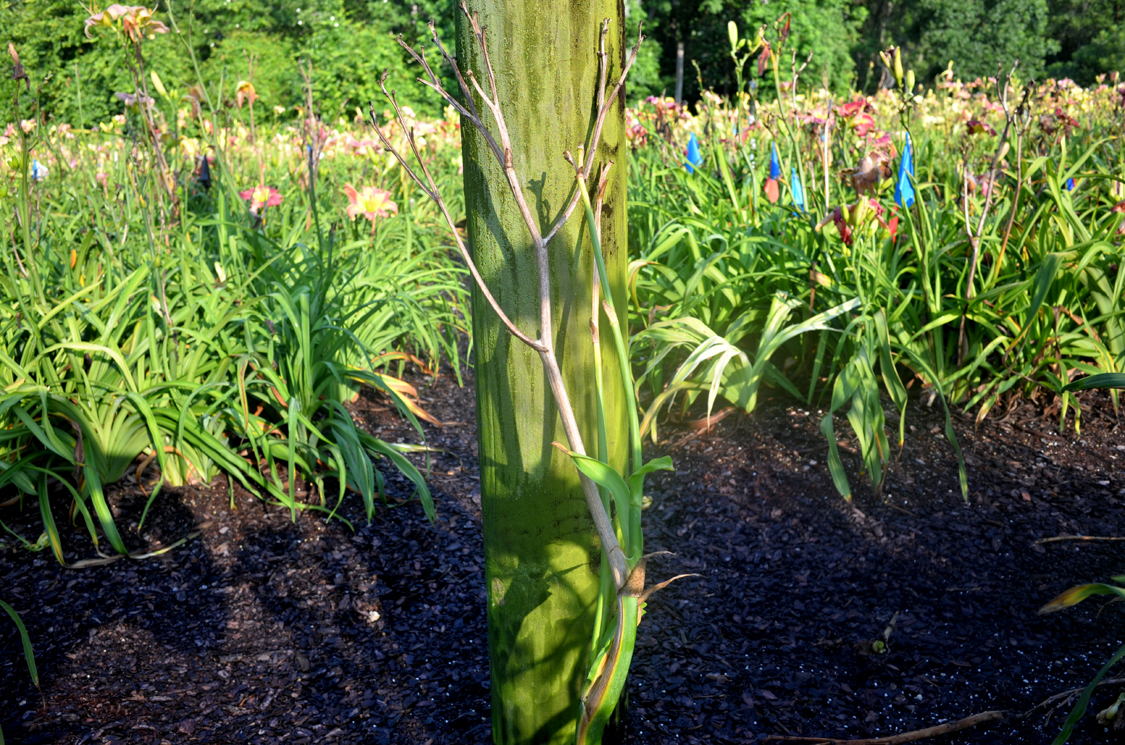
816,197,894,246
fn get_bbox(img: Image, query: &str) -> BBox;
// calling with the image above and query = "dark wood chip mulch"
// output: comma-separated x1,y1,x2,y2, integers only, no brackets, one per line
2,375,1124,744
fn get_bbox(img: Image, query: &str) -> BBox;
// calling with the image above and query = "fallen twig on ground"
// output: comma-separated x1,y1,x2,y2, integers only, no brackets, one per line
1035,535,1125,545
1022,677,1125,716
762,710,1006,744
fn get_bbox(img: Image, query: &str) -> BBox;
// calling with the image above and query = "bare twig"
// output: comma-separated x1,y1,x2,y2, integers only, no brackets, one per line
965,61,1019,300
958,61,1018,361
367,92,543,353
1023,678,1125,715
994,83,1035,276
1035,534,1125,545
762,710,1006,744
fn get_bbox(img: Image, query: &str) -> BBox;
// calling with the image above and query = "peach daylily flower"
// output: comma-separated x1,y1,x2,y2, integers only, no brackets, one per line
235,80,257,110
85,5,168,42
344,184,398,222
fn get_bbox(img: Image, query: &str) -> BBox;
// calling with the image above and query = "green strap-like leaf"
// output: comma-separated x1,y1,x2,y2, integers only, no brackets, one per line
1064,372,1125,392
1053,642,1125,744
0,599,38,687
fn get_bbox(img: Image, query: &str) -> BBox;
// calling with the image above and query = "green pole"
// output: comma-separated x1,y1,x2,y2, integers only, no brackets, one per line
456,2,630,742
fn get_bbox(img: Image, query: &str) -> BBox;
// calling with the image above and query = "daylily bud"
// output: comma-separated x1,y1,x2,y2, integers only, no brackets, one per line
905,69,915,93
998,142,1010,161
893,48,904,87
852,197,868,226
728,21,739,53
150,70,168,99
1097,693,1125,724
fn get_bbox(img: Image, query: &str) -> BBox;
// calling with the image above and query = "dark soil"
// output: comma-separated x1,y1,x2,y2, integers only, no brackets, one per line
2,373,1125,744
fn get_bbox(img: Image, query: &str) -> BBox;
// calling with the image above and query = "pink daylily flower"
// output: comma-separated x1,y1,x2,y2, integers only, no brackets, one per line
344,184,398,222
239,185,282,213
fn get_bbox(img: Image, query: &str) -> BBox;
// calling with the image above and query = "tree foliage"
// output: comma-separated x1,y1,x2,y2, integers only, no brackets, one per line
1,0,452,123
856,0,1058,89
4,0,1125,122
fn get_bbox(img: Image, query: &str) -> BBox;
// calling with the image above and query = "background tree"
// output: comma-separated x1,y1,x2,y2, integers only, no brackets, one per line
0,0,451,122
637,0,866,100
854,0,1058,90
1045,0,1125,83
8,0,1125,122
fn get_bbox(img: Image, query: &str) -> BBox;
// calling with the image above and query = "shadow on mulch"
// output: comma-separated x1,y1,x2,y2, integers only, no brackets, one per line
2,373,1124,744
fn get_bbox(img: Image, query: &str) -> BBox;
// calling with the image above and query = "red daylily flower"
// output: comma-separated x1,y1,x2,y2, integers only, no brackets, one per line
836,99,872,119
966,119,997,136
815,198,891,247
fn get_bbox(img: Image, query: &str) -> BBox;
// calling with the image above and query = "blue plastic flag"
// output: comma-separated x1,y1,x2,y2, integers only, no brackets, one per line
685,132,703,174
894,132,915,209
31,159,47,181
769,143,781,180
1067,177,1076,191
790,167,805,212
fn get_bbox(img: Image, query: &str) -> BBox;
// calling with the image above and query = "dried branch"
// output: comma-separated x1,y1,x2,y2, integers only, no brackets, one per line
966,60,1020,301
1035,534,1125,545
762,710,1006,744
958,60,1019,360
367,88,543,353
1023,678,1125,715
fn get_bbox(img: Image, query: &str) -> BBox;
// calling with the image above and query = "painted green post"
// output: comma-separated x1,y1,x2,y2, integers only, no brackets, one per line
455,2,630,743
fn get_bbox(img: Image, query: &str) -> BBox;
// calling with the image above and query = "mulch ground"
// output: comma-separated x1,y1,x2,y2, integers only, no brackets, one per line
2,372,1125,744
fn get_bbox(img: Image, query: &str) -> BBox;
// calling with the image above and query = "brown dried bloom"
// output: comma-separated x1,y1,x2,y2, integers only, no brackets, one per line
8,42,29,91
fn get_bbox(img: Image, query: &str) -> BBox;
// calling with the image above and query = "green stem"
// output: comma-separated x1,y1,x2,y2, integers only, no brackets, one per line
578,180,642,475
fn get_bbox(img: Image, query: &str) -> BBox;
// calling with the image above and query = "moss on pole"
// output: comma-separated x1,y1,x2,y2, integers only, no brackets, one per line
455,2,630,742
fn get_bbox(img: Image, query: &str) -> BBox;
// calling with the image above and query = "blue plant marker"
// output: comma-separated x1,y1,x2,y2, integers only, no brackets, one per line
894,132,915,209
769,143,781,180
685,132,703,174
791,167,805,212
1067,177,1076,191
